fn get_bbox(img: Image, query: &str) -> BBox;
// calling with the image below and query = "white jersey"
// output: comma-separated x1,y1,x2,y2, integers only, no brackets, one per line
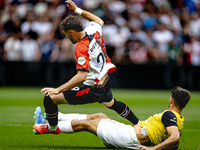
74,21,113,86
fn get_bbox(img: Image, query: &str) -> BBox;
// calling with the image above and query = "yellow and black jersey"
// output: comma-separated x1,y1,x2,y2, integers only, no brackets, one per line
139,110,184,145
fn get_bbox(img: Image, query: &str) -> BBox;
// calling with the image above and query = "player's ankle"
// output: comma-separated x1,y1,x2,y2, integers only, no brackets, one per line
48,125,58,132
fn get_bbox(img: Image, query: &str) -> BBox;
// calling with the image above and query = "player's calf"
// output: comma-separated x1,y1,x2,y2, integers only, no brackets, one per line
108,99,139,125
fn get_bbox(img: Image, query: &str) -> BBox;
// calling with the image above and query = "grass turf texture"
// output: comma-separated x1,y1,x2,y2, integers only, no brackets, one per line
0,87,199,150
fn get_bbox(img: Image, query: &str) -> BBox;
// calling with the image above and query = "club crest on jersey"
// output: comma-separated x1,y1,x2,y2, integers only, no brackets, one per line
78,57,86,65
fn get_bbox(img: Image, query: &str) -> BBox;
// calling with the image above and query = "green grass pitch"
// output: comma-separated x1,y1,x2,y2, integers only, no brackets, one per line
0,87,200,150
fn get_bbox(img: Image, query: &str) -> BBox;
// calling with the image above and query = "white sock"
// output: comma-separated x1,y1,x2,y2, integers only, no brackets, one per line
48,124,58,132
58,112,87,121
58,120,74,133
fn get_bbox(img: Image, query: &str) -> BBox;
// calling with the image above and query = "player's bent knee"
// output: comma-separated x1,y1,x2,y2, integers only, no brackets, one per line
43,95,53,105
88,113,109,119
96,113,109,119
72,120,91,131
49,93,68,105
102,98,115,107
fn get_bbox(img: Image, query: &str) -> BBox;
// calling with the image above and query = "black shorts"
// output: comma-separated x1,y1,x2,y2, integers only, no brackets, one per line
63,76,113,105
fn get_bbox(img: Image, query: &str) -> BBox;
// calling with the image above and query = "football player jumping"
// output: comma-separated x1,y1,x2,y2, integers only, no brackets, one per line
39,0,139,133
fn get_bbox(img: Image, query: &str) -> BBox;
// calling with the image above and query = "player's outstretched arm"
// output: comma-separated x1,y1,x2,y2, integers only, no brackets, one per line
65,0,104,27
41,71,87,96
134,126,180,150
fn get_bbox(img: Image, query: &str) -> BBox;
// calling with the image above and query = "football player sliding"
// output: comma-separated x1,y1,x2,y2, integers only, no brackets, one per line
34,86,190,150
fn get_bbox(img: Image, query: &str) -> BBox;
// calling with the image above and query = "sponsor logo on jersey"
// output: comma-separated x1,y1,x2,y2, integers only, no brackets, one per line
90,40,99,52
78,57,86,65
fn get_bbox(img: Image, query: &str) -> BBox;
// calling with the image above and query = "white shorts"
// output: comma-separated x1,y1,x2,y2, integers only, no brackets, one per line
97,119,141,149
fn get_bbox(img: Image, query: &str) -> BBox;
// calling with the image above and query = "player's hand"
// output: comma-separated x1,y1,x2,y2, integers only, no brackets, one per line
41,87,59,96
134,144,154,150
65,0,77,11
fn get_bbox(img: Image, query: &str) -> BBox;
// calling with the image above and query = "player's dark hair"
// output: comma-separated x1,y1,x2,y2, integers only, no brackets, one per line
60,15,84,32
171,86,191,110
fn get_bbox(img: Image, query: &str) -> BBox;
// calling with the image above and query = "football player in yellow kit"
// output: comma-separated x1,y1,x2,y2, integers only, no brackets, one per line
134,86,191,150
34,86,191,150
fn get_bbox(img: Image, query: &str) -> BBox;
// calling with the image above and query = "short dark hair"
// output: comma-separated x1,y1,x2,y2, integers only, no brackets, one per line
171,86,191,110
60,15,84,32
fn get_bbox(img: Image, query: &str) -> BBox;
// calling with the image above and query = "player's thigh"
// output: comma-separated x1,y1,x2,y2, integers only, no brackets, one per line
62,85,96,105
71,119,101,135
87,119,102,134
49,93,69,104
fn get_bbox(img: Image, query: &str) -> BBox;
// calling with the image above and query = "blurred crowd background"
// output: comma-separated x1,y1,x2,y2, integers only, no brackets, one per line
1,0,200,66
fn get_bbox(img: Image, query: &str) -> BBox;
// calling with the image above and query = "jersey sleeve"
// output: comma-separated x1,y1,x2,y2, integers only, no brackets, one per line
75,43,90,72
161,111,178,128
84,21,102,35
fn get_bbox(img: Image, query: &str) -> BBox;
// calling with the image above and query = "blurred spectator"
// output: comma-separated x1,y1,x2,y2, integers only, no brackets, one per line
143,29,155,48
4,30,21,61
38,32,59,62
183,0,197,14
1,2,16,25
46,0,66,20
140,11,159,30
20,32,40,62
83,0,100,10
13,17,22,35
58,38,76,62
3,11,16,32
148,45,161,63
107,0,126,15
168,40,182,65
21,12,40,36
152,23,174,62
183,36,200,66
36,13,53,36
34,0,48,16
131,28,148,45
104,25,131,63
15,0,33,19
0,23,8,61
92,1,106,19
189,12,200,38
159,11,182,33
127,12,143,31
129,40,149,64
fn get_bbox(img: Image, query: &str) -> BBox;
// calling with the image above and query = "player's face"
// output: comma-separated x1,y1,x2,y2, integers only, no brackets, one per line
64,31,77,44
